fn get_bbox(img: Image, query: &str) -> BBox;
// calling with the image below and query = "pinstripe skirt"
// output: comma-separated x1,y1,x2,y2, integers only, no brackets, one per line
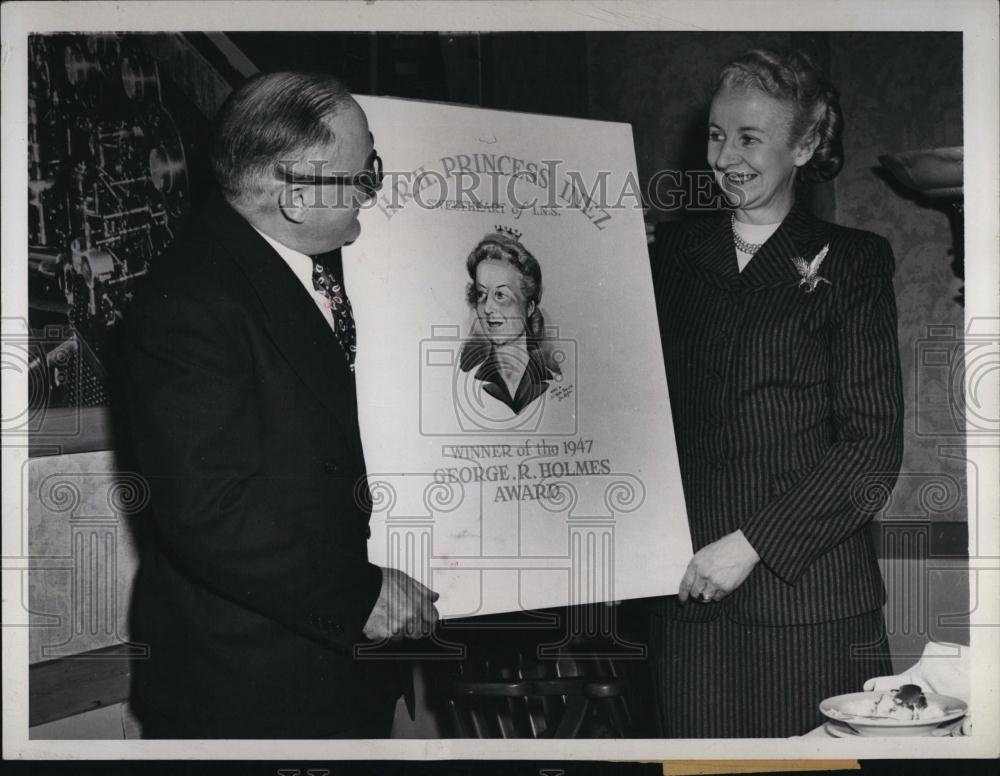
649,608,892,737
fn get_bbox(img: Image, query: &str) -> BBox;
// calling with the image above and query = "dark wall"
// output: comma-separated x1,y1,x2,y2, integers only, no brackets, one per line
832,33,966,660
831,33,964,504
482,33,590,117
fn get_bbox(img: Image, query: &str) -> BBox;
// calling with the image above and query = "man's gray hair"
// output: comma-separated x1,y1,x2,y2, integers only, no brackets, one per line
210,71,354,207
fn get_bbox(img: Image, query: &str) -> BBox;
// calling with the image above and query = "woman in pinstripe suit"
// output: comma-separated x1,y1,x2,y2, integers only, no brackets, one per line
650,48,903,737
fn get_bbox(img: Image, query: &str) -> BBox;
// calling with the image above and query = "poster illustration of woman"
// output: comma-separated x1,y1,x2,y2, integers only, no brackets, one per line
458,227,563,420
347,93,690,618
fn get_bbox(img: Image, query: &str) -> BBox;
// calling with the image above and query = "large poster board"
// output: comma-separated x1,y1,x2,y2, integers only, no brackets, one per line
348,96,692,618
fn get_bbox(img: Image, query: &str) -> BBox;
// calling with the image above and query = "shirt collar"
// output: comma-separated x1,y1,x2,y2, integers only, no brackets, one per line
251,226,316,291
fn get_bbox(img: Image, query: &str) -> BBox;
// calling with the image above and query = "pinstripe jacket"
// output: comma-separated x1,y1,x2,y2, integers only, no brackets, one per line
652,203,904,626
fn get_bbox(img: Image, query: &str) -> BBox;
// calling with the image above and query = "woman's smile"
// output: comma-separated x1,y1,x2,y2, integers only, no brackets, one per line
724,171,758,185
708,84,815,224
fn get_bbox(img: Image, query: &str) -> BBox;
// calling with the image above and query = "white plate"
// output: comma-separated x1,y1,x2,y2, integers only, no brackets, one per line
819,691,967,737
824,721,857,738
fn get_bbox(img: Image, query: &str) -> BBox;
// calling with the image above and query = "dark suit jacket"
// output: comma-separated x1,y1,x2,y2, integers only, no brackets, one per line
122,193,398,737
652,204,904,626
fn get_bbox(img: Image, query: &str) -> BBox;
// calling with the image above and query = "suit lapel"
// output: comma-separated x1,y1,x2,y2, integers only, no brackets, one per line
679,212,741,292
739,203,832,292
681,203,833,293
202,195,358,426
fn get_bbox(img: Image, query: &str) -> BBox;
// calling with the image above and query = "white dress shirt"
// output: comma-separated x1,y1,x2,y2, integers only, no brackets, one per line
252,227,338,333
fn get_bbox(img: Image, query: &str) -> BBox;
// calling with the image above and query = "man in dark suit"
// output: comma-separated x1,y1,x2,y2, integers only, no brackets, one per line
123,72,438,739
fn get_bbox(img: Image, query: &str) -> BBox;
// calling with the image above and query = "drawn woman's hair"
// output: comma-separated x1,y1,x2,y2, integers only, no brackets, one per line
464,229,545,342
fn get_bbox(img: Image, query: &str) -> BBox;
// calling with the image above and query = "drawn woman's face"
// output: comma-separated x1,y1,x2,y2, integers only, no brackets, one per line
474,259,535,347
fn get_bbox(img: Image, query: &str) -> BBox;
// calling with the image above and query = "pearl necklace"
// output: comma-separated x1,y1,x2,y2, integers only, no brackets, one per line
731,213,764,255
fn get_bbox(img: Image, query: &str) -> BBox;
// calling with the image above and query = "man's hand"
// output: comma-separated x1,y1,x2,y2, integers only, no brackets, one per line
678,529,760,604
363,567,440,641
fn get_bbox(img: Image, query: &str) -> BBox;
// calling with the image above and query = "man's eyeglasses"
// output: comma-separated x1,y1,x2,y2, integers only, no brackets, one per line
277,144,383,198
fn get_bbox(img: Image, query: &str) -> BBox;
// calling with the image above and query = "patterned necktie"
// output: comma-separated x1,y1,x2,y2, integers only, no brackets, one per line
311,259,357,371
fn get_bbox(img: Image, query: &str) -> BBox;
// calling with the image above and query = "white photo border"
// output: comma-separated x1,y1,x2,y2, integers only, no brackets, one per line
2,0,997,762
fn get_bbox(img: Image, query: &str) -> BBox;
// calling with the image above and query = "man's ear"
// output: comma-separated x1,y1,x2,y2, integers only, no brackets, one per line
278,184,310,224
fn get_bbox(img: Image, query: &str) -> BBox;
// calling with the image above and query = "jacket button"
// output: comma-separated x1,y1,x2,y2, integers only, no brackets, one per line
324,462,339,474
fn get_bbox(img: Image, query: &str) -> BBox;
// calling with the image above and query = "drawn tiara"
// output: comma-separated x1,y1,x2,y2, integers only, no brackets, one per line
494,225,522,240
